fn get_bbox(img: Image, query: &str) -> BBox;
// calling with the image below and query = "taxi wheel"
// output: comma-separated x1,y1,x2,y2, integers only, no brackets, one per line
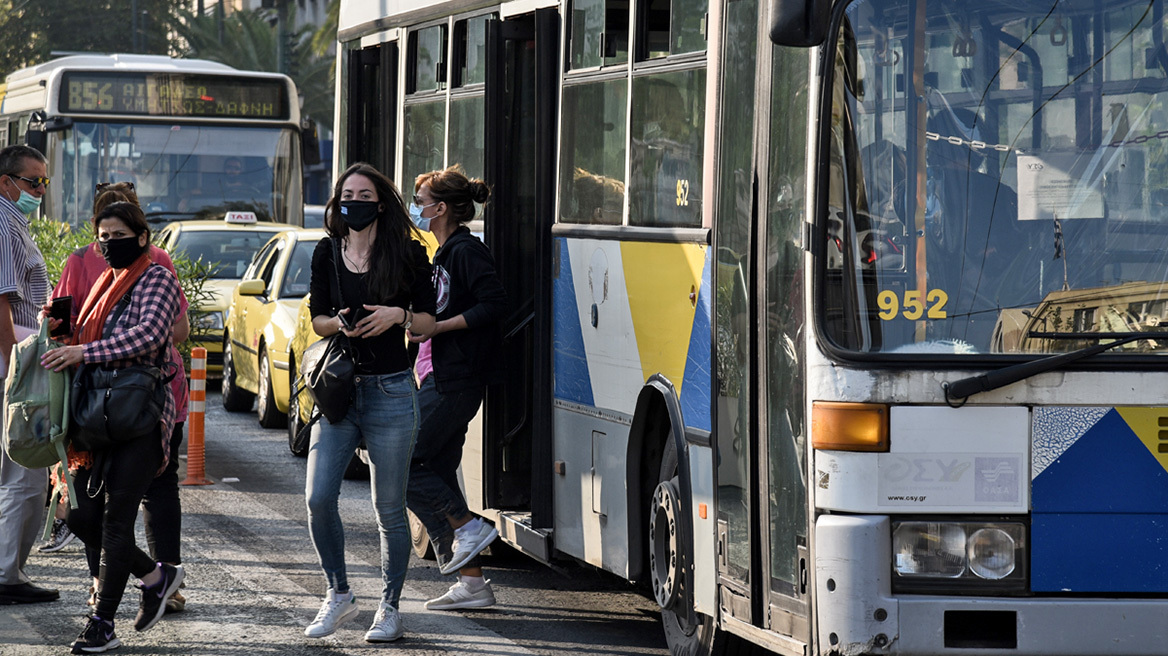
221,337,255,412
257,350,288,429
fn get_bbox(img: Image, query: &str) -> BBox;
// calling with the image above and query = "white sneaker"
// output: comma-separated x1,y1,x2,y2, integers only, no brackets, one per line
440,518,498,575
364,601,404,642
425,578,496,610
305,590,359,638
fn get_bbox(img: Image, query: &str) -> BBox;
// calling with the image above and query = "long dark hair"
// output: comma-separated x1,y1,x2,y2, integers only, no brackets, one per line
325,163,420,301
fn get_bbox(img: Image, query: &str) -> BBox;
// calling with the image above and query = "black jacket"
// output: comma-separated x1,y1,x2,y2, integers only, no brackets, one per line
430,226,507,392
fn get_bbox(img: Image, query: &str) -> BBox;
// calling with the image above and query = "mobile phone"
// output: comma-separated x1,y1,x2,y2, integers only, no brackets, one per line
50,296,72,338
338,310,354,330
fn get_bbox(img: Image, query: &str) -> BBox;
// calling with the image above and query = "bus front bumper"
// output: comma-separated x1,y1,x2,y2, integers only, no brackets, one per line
817,514,1168,655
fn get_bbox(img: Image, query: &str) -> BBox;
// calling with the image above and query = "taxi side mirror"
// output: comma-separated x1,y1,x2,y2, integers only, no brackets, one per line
237,279,267,297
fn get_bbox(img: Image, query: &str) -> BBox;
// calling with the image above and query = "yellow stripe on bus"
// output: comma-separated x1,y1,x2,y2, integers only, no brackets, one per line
620,241,706,394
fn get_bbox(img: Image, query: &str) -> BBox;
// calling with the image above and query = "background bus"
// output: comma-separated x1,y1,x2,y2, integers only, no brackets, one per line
0,53,313,228
337,0,1168,654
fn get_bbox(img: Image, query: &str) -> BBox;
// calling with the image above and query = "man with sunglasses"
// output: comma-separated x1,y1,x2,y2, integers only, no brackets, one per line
0,145,56,605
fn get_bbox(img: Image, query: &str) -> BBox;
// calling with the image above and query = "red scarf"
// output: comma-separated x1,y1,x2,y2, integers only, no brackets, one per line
73,253,151,345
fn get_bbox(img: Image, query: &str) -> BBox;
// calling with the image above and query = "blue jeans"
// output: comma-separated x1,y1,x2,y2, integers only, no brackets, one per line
406,376,484,569
305,371,418,606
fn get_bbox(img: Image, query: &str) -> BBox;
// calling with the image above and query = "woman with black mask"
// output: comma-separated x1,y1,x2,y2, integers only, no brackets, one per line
41,201,185,654
302,163,435,643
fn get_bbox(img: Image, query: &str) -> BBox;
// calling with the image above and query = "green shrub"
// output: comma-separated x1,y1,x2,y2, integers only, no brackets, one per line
30,216,213,369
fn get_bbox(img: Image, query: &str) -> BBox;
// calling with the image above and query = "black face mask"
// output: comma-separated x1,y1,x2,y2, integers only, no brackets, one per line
340,200,380,232
99,236,145,269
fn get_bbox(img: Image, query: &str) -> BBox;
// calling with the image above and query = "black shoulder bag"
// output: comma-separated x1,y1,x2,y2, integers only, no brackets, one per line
300,238,357,424
71,283,177,452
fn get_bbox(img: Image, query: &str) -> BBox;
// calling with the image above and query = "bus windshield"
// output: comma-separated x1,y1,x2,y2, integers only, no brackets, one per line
825,0,1168,357
47,122,300,227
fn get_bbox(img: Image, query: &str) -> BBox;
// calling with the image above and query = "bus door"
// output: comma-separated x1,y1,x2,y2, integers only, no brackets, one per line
345,41,398,175
713,0,809,643
483,10,559,533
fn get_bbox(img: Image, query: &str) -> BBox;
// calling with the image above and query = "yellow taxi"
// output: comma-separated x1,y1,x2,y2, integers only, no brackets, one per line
152,212,292,376
222,228,324,427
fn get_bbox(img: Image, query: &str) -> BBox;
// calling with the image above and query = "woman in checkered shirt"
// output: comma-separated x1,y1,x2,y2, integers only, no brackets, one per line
41,201,186,654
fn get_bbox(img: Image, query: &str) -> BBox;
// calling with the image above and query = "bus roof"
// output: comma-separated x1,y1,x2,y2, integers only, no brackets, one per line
338,0,497,41
4,54,238,85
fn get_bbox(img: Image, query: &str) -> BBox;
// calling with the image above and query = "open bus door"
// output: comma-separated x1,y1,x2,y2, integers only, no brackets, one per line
481,9,559,557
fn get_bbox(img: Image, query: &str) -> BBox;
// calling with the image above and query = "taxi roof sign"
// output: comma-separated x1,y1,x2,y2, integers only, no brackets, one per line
224,211,258,225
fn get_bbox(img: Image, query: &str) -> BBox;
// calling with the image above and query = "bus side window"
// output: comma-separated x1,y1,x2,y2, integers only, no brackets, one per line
568,0,629,69
635,0,707,60
628,72,706,228
559,80,628,225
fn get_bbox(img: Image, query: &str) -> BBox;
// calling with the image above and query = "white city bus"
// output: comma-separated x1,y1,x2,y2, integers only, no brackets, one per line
337,0,1168,653
0,53,315,228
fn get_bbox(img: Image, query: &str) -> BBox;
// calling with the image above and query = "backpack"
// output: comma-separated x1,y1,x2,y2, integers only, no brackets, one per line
3,319,77,520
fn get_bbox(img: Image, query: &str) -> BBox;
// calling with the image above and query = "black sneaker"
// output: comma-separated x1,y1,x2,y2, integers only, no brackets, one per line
133,563,184,632
38,519,77,553
71,615,120,654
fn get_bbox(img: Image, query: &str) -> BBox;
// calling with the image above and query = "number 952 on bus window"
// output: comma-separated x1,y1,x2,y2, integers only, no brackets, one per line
877,289,948,320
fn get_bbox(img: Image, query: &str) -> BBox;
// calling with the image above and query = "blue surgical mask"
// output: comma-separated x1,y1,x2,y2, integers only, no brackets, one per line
6,177,41,215
409,202,436,232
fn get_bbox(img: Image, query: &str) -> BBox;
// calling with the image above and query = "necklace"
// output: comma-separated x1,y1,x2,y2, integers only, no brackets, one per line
341,240,369,273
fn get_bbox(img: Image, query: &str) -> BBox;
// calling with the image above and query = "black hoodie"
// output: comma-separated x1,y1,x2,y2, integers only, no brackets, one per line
430,226,507,392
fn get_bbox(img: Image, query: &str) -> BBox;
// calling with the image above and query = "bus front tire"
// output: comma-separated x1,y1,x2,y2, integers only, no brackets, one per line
408,509,436,560
652,439,718,656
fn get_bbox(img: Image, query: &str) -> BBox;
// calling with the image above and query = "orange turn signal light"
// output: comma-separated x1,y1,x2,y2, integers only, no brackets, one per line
811,402,890,452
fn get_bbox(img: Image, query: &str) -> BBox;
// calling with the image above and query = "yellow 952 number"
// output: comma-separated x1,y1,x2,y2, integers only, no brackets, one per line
877,289,948,320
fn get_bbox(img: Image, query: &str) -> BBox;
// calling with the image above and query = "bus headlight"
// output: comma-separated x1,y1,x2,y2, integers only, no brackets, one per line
892,521,1026,594
967,527,1016,580
893,522,966,577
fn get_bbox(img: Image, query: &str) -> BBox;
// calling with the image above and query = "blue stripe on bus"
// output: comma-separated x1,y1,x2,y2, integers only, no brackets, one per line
552,238,594,406
1031,408,1168,592
679,247,712,432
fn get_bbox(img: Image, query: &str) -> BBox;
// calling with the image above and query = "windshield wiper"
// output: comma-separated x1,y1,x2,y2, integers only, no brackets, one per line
145,212,199,222
942,331,1165,402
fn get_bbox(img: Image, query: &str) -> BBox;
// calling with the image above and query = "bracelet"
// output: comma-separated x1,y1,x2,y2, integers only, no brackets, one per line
401,310,413,332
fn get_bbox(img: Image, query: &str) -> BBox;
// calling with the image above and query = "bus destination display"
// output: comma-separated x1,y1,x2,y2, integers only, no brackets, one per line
60,72,289,119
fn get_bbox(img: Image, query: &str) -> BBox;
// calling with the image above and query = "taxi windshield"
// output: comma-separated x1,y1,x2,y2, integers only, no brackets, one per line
825,0,1168,357
173,230,277,279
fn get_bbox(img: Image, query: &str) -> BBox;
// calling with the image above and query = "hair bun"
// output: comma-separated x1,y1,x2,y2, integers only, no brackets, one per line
471,180,491,204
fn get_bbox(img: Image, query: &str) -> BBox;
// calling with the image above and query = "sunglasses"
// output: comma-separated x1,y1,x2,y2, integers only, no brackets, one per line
96,181,135,192
12,174,49,189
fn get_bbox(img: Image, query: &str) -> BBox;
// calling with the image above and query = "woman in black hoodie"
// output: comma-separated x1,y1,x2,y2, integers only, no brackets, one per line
406,166,507,610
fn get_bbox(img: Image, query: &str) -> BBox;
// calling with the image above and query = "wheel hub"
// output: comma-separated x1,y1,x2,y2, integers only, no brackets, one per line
649,478,682,609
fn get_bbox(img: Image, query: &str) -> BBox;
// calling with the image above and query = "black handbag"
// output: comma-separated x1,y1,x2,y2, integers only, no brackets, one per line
70,287,176,452
301,238,357,424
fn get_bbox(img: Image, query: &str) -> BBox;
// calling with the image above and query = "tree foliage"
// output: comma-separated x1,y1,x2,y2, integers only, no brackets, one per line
167,3,335,131
0,0,180,75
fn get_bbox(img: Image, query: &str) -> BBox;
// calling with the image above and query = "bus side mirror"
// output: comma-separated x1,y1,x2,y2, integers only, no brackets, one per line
23,111,71,155
301,119,321,166
770,0,831,47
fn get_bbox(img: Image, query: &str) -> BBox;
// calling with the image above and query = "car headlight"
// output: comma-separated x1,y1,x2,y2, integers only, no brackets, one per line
892,520,1026,594
194,311,224,331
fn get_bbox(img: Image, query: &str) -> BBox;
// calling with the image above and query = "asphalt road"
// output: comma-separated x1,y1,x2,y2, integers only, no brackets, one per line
0,391,670,656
